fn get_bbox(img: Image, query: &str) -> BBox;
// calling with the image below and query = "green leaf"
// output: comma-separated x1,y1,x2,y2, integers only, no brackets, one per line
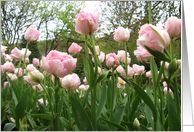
33,126,50,131
168,93,181,131
128,94,141,122
59,117,73,131
70,93,94,131
117,72,157,123
85,40,94,54
14,88,31,130
19,117,28,131
97,82,107,120
107,79,112,110
29,113,54,121
111,100,127,131
144,45,171,62
97,70,110,83
97,120,111,131
81,88,90,108
150,56,158,88
3,123,16,131
100,118,128,131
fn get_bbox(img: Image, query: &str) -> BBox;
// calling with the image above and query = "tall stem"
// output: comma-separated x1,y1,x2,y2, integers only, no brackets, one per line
54,76,60,131
111,71,115,119
89,33,98,130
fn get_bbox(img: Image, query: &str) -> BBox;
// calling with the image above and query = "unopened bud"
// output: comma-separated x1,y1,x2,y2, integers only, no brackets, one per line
133,118,140,130
168,58,179,75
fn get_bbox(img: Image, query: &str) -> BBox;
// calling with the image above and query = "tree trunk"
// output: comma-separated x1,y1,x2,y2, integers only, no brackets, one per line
56,38,61,51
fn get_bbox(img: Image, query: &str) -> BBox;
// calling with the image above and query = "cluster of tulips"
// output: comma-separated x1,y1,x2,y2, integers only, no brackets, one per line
1,9,181,131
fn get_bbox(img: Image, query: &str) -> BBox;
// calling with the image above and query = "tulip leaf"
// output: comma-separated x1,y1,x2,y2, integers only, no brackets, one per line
97,120,111,131
128,94,141,122
14,87,31,130
97,82,107,120
70,93,94,131
168,93,181,131
144,45,171,62
85,40,94,54
117,72,157,123
59,117,73,131
3,123,16,131
100,118,128,131
81,88,90,108
97,70,110,83
28,113,54,121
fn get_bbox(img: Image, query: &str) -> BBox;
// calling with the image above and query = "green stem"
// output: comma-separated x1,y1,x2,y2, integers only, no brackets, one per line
89,33,98,130
170,38,173,60
173,76,180,119
110,70,116,120
66,90,73,130
54,76,60,131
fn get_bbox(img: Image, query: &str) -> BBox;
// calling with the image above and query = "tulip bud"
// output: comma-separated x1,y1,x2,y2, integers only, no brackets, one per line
168,58,179,75
133,118,140,130
24,70,44,86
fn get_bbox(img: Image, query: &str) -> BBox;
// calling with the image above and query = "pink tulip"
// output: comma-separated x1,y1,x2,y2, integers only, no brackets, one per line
75,10,99,35
26,64,36,72
123,93,127,97
98,51,105,63
1,45,7,56
117,77,126,90
24,69,44,86
137,24,170,52
134,46,152,63
7,73,17,81
128,66,134,78
89,46,100,56
146,71,152,78
24,27,41,42
106,53,120,68
163,81,167,87
114,27,130,43
4,81,10,88
83,77,88,84
1,61,15,73
10,47,31,61
116,65,126,77
165,17,181,38
25,58,29,63
41,50,77,78
33,58,39,67
133,64,145,75
61,73,81,91
36,98,48,108
164,87,172,95
117,50,131,64
68,43,82,54
79,84,89,92
14,68,26,77
161,61,169,69
4,54,13,62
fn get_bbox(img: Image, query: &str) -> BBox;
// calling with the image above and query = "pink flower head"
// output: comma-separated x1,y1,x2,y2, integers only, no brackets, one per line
79,84,89,92
106,53,120,68
36,98,48,108
137,24,170,52
25,58,29,63
41,50,77,78
33,58,39,67
163,81,167,87
165,17,181,38
7,73,17,81
24,27,41,42
89,46,100,56
1,45,7,56
98,51,105,63
26,64,36,72
75,10,99,35
116,65,126,77
128,66,134,78
4,54,13,62
24,69,44,86
61,73,81,91
1,61,15,73
14,68,26,77
161,61,169,69
4,81,10,88
164,87,172,95
134,46,152,63
32,84,43,91
114,27,130,43
83,77,88,84
146,71,152,78
117,50,130,63
132,64,145,75
10,47,31,61
68,42,82,54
